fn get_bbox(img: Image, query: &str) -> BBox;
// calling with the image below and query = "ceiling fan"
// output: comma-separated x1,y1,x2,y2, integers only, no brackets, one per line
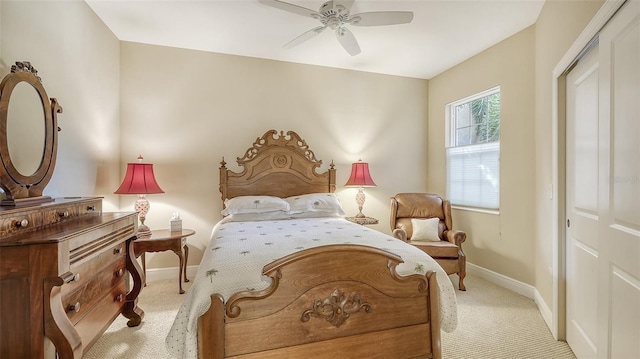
259,0,414,56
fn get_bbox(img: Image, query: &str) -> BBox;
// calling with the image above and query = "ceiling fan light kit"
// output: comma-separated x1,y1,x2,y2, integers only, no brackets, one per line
260,0,414,56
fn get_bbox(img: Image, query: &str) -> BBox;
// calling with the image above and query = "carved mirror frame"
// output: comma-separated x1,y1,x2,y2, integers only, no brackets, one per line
0,61,62,206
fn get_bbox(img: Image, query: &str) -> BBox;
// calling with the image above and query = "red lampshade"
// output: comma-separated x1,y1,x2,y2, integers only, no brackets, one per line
344,160,377,187
114,161,164,195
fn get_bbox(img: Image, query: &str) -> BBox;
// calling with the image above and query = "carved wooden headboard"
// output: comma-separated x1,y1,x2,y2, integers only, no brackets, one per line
219,130,336,205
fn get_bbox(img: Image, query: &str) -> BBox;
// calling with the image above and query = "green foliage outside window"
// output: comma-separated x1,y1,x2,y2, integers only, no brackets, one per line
454,92,500,146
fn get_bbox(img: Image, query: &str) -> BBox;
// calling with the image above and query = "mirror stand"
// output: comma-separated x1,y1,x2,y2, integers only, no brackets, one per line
0,61,62,206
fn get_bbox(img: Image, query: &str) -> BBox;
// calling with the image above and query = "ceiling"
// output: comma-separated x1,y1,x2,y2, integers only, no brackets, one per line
85,0,545,79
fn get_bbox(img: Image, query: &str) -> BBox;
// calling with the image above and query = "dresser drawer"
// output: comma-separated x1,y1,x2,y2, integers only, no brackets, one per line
0,210,43,237
62,258,127,325
62,241,126,297
0,197,103,239
68,216,135,268
78,200,101,215
74,279,128,350
43,205,78,226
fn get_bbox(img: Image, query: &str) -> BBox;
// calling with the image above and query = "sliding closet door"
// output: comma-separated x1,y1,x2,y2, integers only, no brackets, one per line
566,38,599,359
566,1,640,357
595,1,639,357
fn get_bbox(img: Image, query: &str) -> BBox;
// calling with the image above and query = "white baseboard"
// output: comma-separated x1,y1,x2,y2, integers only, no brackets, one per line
144,265,199,284
466,262,553,331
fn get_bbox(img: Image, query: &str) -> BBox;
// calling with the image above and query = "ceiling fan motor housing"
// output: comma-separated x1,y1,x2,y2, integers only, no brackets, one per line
262,0,414,56
320,1,351,27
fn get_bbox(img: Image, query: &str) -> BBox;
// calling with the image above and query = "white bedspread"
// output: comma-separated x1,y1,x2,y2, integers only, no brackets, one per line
165,217,458,358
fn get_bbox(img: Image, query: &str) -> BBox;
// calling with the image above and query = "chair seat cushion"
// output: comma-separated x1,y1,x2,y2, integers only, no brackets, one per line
410,240,459,258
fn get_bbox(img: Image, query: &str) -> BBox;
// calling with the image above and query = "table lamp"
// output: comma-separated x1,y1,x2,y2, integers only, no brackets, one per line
115,155,164,235
344,159,376,218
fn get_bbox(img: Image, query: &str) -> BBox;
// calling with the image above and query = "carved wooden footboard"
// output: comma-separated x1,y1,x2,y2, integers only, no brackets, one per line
197,244,441,359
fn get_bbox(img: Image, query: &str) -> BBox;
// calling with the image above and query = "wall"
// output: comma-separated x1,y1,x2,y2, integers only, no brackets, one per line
533,0,604,307
427,0,604,317
2,1,606,312
119,42,429,269
427,26,536,284
0,0,121,211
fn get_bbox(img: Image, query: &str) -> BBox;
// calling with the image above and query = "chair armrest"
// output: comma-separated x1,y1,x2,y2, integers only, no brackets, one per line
445,229,466,246
392,228,409,242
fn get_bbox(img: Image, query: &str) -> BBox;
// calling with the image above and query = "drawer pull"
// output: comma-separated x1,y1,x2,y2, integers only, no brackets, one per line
68,302,81,313
14,219,29,228
114,294,124,303
115,268,125,277
58,211,70,218
113,247,122,255
60,272,80,283
87,205,96,211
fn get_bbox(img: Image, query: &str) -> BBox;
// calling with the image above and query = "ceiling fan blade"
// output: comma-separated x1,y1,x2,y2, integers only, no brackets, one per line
349,11,414,26
284,26,327,49
258,0,321,19
335,27,361,56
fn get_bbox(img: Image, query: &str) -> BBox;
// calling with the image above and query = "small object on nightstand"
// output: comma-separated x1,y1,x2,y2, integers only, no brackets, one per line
170,212,182,232
345,216,379,225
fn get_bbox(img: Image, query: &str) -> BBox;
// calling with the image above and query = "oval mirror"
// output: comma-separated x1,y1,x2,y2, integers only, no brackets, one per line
6,81,45,176
0,61,61,206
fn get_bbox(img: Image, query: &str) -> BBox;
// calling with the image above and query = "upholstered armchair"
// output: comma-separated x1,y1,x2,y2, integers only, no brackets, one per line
390,193,467,290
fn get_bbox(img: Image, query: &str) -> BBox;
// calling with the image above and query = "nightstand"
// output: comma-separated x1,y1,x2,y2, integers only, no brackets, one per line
345,216,379,225
134,228,195,294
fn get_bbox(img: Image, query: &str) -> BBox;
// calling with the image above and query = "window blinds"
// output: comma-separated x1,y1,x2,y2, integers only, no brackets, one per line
446,142,500,209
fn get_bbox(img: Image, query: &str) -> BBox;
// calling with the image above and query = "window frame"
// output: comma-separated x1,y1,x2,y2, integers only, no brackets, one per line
445,86,501,212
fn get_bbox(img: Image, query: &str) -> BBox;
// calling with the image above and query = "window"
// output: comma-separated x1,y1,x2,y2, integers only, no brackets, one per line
446,87,500,210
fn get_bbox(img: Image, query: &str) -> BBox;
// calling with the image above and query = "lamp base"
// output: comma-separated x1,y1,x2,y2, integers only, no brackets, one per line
354,188,367,219
136,212,152,237
137,224,151,237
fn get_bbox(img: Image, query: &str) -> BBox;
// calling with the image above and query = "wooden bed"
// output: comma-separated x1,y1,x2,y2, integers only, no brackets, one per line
196,130,443,358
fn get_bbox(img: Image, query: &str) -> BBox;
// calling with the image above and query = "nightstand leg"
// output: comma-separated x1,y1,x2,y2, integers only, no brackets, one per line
183,244,189,283
174,249,185,294
141,252,147,287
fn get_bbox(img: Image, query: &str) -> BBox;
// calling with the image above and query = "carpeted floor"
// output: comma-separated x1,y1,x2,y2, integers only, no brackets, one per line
84,274,575,358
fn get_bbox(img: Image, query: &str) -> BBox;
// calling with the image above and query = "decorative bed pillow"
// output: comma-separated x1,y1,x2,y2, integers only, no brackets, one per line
410,218,441,242
221,211,293,223
286,193,346,216
288,211,344,220
222,196,290,216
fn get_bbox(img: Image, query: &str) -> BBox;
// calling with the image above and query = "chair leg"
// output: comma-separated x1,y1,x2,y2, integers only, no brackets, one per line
458,251,466,291
458,271,466,291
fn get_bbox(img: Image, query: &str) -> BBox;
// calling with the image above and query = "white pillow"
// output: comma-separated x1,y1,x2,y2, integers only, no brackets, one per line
410,218,441,242
221,211,292,223
286,193,346,216
289,211,344,220
222,196,289,216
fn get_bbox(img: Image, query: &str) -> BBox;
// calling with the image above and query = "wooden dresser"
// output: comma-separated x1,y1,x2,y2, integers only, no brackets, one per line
0,197,144,358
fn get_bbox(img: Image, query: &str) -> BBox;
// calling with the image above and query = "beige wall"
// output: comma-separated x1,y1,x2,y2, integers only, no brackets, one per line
427,0,604,309
119,42,429,269
427,26,537,284
2,0,607,316
533,0,604,305
1,0,121,211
